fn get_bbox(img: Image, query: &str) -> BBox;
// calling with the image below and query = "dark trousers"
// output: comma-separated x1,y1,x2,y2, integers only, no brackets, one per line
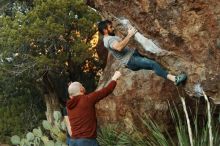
126,51,168,79
69,138,99,146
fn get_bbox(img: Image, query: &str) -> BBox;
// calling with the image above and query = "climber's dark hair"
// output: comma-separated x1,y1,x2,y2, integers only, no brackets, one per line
98,20,112,35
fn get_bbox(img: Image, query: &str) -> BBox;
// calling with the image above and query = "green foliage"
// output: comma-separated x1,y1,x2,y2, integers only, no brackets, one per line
0,59,45,144
0,90,45,143
11,135,21,145
42,120,52,130
97,101,220,146
0,0,101,75
26,132,35,141
0,0,102,102
98,124,119,145
45,140,55,146
33,128,43,137
41,110,67,142
54,111,62,122
139,116,171,146
11,111,67,146
0,0,102,143
97,124,132,146
0,0,102,91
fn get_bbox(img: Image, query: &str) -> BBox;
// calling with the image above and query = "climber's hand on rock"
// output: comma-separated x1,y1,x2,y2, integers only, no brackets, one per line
127,25,137,37
127,23,132,28
112,71,121,81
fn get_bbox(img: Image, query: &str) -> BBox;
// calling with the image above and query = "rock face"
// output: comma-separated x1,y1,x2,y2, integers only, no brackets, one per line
89,0,220,129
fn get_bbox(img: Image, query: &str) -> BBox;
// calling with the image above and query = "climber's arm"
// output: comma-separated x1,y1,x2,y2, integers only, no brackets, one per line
112,26,137,51
112,36,132,51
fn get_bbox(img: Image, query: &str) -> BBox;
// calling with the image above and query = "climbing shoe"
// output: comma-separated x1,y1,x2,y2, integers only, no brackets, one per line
175,73,187,86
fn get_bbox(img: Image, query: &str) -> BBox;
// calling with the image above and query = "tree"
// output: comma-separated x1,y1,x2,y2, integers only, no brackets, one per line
0,0,102,142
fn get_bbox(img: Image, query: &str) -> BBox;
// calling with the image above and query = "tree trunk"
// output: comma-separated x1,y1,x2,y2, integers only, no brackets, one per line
44,93,60,123
42,71,61,124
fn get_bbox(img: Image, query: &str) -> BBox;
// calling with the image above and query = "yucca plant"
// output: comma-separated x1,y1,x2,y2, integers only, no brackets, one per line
97,124,119,145
169,102,192,146
97,100,220,146
141,101,220,146
97,124,133,146
139,115,172,146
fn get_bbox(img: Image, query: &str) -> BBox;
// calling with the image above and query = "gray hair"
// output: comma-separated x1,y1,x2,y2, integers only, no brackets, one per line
68,82,82,96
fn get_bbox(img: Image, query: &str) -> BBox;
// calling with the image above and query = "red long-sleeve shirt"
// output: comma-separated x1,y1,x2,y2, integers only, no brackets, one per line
66,80,117,138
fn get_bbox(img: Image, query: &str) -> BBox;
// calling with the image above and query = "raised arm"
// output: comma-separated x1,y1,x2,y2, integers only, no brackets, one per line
112,26,137,51
88,71,121,103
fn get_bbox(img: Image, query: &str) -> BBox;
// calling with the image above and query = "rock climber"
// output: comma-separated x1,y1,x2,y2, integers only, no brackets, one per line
98,20,187,85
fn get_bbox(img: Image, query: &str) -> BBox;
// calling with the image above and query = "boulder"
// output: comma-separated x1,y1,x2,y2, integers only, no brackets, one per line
89,0,220,129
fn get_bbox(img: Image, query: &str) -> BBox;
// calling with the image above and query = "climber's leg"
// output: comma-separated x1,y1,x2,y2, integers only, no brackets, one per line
126,52,168,79
126,52,187,85
167,74,176,82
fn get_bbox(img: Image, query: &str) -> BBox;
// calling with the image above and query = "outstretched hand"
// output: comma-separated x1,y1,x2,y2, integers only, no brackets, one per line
112,71,121,81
